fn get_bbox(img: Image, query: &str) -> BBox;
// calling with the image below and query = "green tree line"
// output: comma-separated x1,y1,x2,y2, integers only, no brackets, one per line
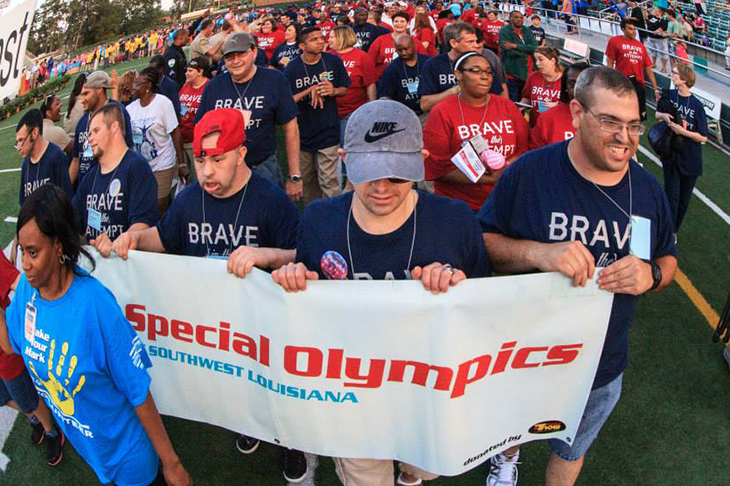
29,0,165,54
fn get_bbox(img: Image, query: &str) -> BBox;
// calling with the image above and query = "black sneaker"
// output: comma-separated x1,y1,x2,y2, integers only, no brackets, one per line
45,429,65,467
235,434,260,455
283,449,308,484
30,421,45,446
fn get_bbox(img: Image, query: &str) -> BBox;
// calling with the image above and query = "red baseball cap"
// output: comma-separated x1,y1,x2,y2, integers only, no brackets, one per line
193,109,246,157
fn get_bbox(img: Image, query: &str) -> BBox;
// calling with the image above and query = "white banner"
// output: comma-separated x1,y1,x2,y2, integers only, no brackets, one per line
0,0,36,101
91,251,613,476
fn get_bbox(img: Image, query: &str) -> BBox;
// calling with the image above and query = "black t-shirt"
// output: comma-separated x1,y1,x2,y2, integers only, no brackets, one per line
646,15,668,39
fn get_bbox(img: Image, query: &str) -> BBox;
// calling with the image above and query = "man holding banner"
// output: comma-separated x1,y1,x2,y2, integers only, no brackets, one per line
478,67,677,486
105,108,308,483
272,99,490,486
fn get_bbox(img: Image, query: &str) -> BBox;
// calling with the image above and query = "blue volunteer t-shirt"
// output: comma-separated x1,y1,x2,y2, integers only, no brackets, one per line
284,52,352,151
157,172,299,257
19,142,73,206
72,150,158,241
418,53,456,97
353,23,389,52
7,269,158,486
72,100,135,183
378,54,431,115
667,90,707,176
270,42,302,70
478,141,676,389
196,69,299,166
160,75,182,115
297,191,491,280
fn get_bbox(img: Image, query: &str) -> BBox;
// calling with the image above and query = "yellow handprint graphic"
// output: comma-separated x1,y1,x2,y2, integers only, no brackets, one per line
28,339,86,416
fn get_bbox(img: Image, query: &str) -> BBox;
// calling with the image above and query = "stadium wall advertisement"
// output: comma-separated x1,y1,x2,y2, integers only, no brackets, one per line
90,250,614,476
0,0,36,100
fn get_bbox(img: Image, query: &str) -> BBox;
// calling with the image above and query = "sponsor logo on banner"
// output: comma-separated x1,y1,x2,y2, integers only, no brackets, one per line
529,420,567,434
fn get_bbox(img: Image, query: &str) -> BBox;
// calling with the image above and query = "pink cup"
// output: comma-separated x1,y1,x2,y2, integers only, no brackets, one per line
481,149,506,171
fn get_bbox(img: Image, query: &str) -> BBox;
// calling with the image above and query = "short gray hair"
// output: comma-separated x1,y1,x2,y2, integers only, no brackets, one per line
444,22,476,48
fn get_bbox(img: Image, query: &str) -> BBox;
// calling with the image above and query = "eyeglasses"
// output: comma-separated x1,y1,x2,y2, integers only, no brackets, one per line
461,67,493,77
582,104,645,136
15,133,32,150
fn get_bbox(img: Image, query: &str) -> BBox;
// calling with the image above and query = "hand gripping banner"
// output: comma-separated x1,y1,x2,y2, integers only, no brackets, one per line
90,250,613,476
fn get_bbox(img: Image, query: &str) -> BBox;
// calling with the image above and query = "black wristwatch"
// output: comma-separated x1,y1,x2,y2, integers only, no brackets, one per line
289,174,302,183
645,260,662,292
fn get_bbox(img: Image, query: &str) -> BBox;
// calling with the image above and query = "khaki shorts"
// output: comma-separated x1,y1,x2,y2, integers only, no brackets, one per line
154,166,176,200
333,457,438,486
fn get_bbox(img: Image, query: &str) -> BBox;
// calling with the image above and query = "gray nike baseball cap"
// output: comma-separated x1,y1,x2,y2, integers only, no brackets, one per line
344,100,425,184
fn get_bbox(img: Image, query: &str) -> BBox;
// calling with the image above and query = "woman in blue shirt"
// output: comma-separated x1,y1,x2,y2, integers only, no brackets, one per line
656,64,708,236
3,184,192,486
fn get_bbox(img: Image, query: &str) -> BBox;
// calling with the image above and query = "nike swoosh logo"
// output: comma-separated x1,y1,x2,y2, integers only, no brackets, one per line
364,128,406,143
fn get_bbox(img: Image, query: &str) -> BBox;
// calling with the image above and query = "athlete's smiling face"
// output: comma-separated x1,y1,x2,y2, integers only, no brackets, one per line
572,87,640,173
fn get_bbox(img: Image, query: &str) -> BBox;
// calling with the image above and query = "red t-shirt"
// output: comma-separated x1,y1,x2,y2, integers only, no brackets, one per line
379,22,394,32
179,79,209,144
368,34,427,79
424,94,529,210
415,27,438,57
317,20,336,43
0,251,23,380
605,35,652,85
529,102,576,150
334,49,378,117
461,8,477,24
436,18,451,43
255,30,286,60
479,20,505,49
521,71,562,126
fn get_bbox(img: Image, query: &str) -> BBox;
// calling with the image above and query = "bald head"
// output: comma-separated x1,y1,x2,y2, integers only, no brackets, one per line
395,34,416,61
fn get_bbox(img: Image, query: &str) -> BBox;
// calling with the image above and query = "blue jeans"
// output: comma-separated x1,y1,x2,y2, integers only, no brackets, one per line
507,78,525,103
339,114,351,179
662,159,698,232
252,153,284,188
548,373,623,461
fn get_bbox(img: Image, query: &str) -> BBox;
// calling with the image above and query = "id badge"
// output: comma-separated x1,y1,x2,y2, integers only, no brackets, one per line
469,133,489,155
83,144,93,158
537,100,550,113
407,80,419,95
133,132,144,145
88,208,102,232
180,104,188,116
24,302,36,345
629,216,651,260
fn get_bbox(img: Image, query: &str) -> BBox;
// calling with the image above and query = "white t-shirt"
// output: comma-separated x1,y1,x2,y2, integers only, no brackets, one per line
126,94,178,172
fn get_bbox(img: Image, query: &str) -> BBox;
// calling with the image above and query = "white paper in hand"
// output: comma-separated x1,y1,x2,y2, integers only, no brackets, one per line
450,141,486,183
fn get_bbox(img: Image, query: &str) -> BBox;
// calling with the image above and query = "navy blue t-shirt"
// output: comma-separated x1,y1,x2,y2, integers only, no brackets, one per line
72,150,158,240
19,142,73,206
418,53,456,97
271,43,302,70
296,191,491,280
353,23,389,52
478,141,676,389
378,54,431,115
72,100,135,183
160,75,182,115
284,52,351,151
666,90,707,176
157,172,299,257
196,69,299,166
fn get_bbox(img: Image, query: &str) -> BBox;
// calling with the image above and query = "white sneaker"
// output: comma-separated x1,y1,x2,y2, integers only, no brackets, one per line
486,451,520,486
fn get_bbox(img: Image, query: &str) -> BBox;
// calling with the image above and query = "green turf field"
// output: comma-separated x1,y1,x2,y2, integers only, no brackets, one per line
0,56,729,485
